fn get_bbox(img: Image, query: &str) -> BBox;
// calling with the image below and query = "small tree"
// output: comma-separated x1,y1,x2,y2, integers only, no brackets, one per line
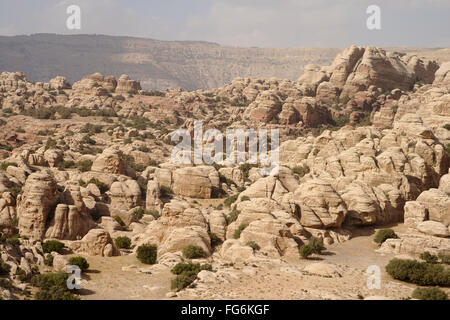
412,287,448,300
42,240,65,254
137,245,157,264
114,236,131,249
374,229,398,244
182,245,205,259
69,256,89,272
299,244,315,259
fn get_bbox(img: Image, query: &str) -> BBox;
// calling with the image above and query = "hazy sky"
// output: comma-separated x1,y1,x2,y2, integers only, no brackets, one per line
0,0,449,48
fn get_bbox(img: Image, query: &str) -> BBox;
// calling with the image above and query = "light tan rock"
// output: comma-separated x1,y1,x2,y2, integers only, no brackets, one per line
17,171,58,240
417,221,449,238
69,229,117,256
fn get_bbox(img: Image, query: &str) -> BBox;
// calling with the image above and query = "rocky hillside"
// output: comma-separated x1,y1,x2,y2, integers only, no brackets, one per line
0,34,342,91
0,45,449,300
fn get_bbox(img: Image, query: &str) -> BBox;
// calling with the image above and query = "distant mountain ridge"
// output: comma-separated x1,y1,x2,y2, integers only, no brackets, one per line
0,34,448,91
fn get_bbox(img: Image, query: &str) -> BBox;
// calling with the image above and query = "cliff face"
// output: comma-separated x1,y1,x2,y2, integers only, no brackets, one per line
0,34,342,90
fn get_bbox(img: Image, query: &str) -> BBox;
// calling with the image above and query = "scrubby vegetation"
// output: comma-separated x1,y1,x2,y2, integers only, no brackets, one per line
374,229,398,244
114,236,131,249
31,272,79,300
170,262,212,291
412,287,448,300
69,256,89,272
246,241,260,251
299,237,326,259
233,223,248,239
385,258,450,286
136,245,157,264
42,240,65,254
182,245,205,259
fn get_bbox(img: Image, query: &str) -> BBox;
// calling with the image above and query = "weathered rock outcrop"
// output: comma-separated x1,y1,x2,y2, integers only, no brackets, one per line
17,171,58,240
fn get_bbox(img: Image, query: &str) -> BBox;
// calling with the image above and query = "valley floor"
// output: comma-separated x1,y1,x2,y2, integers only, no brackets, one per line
78,224,440,300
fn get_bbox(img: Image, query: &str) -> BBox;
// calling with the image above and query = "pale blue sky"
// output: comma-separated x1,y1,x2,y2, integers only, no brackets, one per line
0,0,449,47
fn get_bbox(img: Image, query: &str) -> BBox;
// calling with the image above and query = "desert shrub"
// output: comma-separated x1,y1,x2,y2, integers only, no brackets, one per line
80,123,103,135
385,259,450,286
241,195,250,202
159,185,174,198
239,163,257,180
299,244,315,259
292,165,310,177
81,134,96,145
69,256,89,271
6,236,21,246
45,138,57,150
44,255,54,267
57,160,75,170
114,236,131,249
182,245,205,259
37,129,55,136
308,237,326,254
87,178,108,193
171,273,197,291
209,232,222,248
412,287,448,300
76,160,92,172
226,209,240,224
247,241,260,251
170,262,212,291
444,124,450,131
136,245,157,264
233,223,248,239
438,253,450,264
0,162,17,171
420,251,439,264
42,240,65,254
171,262,212,275
32,272,79,300
7,186,22,199
374,229,398,244
16,267,32,282
0,258,11,275
224,194,239,207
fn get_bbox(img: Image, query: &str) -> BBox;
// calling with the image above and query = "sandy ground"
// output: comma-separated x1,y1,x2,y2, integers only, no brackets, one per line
77,223,446,300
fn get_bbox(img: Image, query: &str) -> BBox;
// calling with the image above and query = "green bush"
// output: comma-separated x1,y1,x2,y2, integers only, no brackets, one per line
32,272,79,300
225,209,240,224
44,255,54,267
160,185,174,198
69,256,89,271
170,262,212,291
308,237,325,254
247,241,260,251
299,244,315,259
6,236,21,246
292,165,310,177
241,195,250,202
182,245,205,259
374,229,398,244
412,287,448,300
209,232,222,248
385,259,450,286
137,245,157,264
224,194,239,207
171,273,197,291
87,178,108,193
420,251,439,264
438,253,450,264
132,207,160,220
0,162,18,171
233,223,248,239
76,160,93,172
0,258,11,275
171,262,212,275
114,236,131,249
42,240,65,254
